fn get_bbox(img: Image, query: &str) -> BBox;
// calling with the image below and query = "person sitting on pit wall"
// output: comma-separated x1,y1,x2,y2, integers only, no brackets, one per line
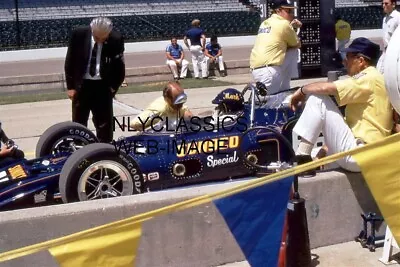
166,37,189,80
204,35,226,77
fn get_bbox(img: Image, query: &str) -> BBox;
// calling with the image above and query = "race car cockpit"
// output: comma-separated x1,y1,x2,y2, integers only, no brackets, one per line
142,88,247,134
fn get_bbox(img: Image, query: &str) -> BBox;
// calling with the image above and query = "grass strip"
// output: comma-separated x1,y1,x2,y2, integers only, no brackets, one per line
0,78,234,105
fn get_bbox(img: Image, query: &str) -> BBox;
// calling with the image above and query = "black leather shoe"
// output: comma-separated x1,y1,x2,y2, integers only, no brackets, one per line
294,154,316,177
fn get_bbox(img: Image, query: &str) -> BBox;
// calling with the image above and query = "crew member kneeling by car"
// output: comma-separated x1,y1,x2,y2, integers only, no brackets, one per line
129,81,193,132
0,122,24,168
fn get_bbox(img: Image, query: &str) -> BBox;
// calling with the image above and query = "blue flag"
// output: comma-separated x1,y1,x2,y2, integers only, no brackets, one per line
214,177,293,267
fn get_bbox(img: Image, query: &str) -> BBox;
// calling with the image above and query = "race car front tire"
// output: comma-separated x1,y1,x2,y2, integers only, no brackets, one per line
36,121,98,157
59,143,144,203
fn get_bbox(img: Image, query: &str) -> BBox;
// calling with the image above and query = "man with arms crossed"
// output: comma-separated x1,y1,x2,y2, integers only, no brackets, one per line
250,0,302,94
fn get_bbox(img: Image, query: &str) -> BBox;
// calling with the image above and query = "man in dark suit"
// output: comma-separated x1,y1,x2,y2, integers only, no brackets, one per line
64,17,125,143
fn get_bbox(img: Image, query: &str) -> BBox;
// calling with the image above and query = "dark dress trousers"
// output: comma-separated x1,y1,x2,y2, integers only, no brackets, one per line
64,26,125,143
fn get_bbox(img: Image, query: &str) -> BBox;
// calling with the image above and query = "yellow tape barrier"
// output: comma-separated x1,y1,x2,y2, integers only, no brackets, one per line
0,133,399,264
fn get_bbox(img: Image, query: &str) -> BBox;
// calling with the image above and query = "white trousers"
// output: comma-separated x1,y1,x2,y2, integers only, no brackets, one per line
337,39,349,61
166,59,189,78
292,95,362,172
251,48,299,95
376,51,385,74
189,45,208,78
205,56,225,72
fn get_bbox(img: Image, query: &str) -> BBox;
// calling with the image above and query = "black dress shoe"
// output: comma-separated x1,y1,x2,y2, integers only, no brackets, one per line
294,154,316,177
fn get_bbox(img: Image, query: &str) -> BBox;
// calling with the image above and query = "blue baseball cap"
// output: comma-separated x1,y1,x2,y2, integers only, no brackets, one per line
343,37,380,61
271,0,296,9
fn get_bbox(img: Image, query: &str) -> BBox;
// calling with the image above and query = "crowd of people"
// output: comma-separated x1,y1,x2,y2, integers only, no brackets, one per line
1,0,400,176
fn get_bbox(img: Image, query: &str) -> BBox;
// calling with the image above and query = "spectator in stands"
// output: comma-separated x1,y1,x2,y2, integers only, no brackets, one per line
205,35,226,77
250,0,302,95
129,81,193,131
184,19,208,79
335,15,351,61
290,37,394,172
64,17,125,143
377,0,400,73
166,37,189,80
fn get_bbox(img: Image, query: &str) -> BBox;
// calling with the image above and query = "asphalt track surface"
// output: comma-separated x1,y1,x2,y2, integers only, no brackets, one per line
0,35,382,157
1,74,328,161
2,38,399,267
0,46,252,77
0,35,383,77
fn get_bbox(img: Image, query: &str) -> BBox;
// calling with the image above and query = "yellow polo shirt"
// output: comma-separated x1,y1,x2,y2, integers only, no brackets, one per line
333,66,393,144
335,19,351,41
130,96,189,130
250,14,299,69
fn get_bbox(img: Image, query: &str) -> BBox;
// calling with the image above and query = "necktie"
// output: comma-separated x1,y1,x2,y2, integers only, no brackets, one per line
89,42,98,77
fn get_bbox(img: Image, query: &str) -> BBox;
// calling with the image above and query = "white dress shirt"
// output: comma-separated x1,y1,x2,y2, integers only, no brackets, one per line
84,35,103,80
383,9,400,49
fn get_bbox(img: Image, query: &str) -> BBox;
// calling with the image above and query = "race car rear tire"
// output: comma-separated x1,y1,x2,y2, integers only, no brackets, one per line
59,143,144,203
36,121,98,157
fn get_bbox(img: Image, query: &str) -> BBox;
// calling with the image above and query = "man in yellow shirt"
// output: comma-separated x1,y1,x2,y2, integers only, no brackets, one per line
335,15,352,61
290,37,394,172
130,81,193,131
249,0,302,95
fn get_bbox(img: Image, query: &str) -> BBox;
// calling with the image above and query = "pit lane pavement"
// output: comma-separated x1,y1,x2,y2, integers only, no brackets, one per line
0,74,327,159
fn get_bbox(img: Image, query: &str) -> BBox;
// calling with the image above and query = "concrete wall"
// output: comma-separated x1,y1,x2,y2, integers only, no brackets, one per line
0,35,258,63
0,169,385,267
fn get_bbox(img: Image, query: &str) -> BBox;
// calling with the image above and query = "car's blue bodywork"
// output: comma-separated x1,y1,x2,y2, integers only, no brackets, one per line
0,86,299,210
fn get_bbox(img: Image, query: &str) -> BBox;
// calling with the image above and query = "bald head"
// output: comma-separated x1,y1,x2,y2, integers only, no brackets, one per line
163,81,186,110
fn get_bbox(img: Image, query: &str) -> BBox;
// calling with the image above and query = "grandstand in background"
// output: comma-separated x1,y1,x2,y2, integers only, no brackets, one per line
0,0,388,51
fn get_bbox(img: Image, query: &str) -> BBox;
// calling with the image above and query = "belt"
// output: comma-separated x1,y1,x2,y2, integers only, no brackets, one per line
250,64,276,71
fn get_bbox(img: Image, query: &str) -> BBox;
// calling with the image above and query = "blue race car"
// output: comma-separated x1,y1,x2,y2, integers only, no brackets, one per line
0,83,300,211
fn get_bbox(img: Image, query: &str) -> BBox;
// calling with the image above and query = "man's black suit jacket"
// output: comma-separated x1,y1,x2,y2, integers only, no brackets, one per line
64,26,125,93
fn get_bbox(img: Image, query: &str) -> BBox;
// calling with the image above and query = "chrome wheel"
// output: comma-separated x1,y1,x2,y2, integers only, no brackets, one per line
77,160,133,201
51,136,89,154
